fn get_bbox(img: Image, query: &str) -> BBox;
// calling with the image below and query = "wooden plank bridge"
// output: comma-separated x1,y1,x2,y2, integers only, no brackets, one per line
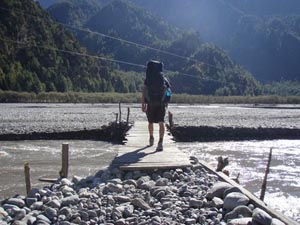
112,121,191,170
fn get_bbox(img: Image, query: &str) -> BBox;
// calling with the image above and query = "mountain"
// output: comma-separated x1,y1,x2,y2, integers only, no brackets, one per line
130,0,300,82
35,0,58,8
0,0,262,96
0,0,118,93
47,0,102,26
82,0,180,61
46,0,261,95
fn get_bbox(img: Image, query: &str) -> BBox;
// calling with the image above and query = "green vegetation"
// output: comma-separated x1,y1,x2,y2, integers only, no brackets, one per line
1,91,300,104
48,0,262,96
1,0,299,97
47,0,102,26
131,0,300,83
0,0,114,93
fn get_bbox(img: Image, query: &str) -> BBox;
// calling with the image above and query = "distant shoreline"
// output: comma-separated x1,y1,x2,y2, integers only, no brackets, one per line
1,91,300,104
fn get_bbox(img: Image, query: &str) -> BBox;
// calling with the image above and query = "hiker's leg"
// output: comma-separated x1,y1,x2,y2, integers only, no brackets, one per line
158,122,164,143
148,122,154,137
148,122,154,146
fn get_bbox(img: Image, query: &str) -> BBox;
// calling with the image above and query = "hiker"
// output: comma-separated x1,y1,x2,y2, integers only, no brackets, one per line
142,60,170,151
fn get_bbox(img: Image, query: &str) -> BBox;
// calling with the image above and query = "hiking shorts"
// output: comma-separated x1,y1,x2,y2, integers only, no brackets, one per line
146,102,166,123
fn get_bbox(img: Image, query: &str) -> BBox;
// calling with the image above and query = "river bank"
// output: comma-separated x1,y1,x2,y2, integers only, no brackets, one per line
0,160,294,225
0,103,299,223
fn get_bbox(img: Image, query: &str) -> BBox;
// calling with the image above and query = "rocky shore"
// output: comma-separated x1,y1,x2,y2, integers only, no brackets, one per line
170,126,300,142
0,122,130,143
0,159,288,225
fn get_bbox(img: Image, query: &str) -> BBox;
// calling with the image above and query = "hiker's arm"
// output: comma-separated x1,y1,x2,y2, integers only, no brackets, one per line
142,85,147,112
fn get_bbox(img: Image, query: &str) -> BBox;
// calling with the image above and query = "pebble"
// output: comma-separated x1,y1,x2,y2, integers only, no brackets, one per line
0,160,290,225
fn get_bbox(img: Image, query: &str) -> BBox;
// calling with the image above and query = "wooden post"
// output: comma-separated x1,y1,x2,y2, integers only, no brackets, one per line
168,111,174,128
260,148,273,201
126,107,130,125
24,162,31,195
59,144,69,178
115,113,118,123
119,102,122,123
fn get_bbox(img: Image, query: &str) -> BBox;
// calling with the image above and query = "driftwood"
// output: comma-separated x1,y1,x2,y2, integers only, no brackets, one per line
260,148,273,201
216,156,229,172
59,144,69,178
126,107,130,125
24,162,31,194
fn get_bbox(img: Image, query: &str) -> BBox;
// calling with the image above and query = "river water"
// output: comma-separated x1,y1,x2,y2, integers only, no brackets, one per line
0,103,299,222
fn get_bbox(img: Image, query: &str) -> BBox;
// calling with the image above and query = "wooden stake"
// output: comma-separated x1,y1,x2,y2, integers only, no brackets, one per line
115,113,118,123
24,162,31,195
260,148,273,201
59,144,69,178
126,107,130,125
119,102,122,123
168,111,174,128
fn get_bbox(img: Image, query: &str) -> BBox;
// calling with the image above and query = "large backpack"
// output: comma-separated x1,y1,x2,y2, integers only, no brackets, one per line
145,60,166,103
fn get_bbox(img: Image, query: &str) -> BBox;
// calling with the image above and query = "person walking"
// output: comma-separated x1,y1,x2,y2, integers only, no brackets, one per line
142,60,170,151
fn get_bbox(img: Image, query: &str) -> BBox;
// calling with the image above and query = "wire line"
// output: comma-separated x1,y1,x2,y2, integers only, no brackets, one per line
0,6,224,70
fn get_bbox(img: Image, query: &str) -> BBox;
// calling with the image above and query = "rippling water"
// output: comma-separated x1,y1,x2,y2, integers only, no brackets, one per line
178,140,300,222
0,140,117,198
0,103,300,222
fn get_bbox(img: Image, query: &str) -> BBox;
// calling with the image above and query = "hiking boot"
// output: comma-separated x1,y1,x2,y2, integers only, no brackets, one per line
149,136,154,146
156,142,163,151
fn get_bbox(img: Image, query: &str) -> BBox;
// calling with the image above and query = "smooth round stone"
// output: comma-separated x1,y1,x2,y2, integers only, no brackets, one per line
131,198,151,210
224,205,252,222
223,192,249,210
14,209,26,220
189,198,204,208
106,183,123,193
27,188,40,199
185,218,196,225
140,181,156,190
252,208,272,225
80,210,89,221
37,214,51,224
155,178,168,186
61,195,79,206
137,176,151,188
271,218,285,225
211,197,224,209
7,198,25,208
115,218,126,225
206,182,233,200
124,205,134,217
61,178,73,186
227,217,252,225
46,199,61,208
45,207,57,220
162,172,173,179
58,207,72,217
30,201,43,210
223,187,242,199
25,198,37,208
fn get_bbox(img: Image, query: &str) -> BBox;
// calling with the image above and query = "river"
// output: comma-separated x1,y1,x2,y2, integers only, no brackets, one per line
0,103,299,222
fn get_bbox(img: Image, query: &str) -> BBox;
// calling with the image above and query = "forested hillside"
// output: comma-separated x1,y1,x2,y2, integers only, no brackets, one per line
0,0,147,93
45,0,261,95
47,0,102,26
131,0,300,83
41,0,300,83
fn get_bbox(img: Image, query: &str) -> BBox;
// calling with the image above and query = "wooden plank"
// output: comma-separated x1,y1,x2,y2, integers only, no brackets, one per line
196,160,300,225
38,177,58,183
112,121,191,171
